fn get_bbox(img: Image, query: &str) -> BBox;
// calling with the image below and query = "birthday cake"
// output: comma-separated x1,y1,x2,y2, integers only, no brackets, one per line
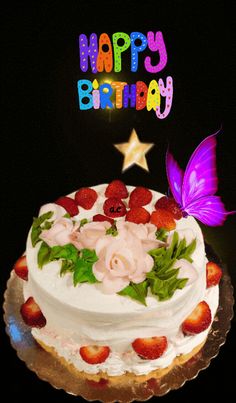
14,134,231,382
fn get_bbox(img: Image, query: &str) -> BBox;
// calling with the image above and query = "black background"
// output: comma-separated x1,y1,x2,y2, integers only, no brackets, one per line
1,1,235,402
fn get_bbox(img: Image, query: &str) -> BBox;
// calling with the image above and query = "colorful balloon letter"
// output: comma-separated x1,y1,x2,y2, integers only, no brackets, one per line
145,31,167,73
97,33,113,73
130,32,148,72
79,33,98,73
100,83,113,109
112,32,131,72
77,80,93,110
156,76,173,119
147,80,160,111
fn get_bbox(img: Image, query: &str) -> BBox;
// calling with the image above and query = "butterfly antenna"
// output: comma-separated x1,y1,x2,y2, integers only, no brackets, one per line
212,125,223,137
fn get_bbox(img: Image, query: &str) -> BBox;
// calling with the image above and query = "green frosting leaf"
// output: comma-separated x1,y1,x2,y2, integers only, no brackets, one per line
118,281,148,306
37,241,51,268
41,221,53,230
146,231,196,301
73,258,97,285
31,211,54,247
79,218,88,228
32,211,54,227
31,226,42,248
60,260,75,276
178,238,196,263
80,248,98,263
37,239,99,287
155,228,168,242
73,248,98,285
106,222,118,237
50,243,79,262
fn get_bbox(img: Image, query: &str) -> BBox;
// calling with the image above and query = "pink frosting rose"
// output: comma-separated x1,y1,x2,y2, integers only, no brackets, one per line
40,217,78,247
116,221,165,251
40,219,164,295
92,223,154,294
76,221,111,249
40,219,110,250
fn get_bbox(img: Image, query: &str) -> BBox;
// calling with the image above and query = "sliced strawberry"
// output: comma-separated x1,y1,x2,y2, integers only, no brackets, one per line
129,187,152,208
146,377,159,391
93,214,114,225
14,255,28,281
155,196,182,220
55,196,79,217
103,197,126,218
132,336,167,360
206,261,222,288
105,180,128,199
126,207,150,224
185,350,203,368
86,378,108,389
20,297,46,328
182,301,211,335
150,209,176,231
75,187,98,210
80,345,110,364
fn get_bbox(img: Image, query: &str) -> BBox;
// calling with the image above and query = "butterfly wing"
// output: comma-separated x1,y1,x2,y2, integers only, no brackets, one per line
182,134,218,209
166,150,184,206
184,195,231,226
166,132,234,226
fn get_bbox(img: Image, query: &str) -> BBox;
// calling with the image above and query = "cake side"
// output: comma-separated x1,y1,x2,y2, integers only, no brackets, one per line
29,285,218,376
19,184,220,376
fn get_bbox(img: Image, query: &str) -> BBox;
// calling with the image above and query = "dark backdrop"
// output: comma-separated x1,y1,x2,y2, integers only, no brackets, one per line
1,1,235,402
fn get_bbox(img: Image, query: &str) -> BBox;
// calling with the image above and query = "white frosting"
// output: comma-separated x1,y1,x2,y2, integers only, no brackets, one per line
30,285,218,376
23,184,219,376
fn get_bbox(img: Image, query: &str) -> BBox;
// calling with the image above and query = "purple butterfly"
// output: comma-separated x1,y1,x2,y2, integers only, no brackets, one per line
166,132,234,226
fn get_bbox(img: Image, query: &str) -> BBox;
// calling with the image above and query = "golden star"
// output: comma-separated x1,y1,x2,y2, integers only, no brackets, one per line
114,129,154,172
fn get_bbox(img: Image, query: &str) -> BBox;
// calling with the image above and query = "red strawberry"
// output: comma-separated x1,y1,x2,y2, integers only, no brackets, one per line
86,378,108,389
132,336,167,360
146,377,159,391
20,297,46,328
105,180,128,199
126,207,150,224
14,255,28,281
129,187,152,208
80,345,110,365
150,209,176,231
182,301,212,335
185,350,203,368
103,197,126,218
75,187,98,210
206,262,222,288
55,196,79,217
155,196,182,220
93,214,114,225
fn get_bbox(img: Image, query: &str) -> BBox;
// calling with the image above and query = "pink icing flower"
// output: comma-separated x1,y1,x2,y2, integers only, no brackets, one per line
40,217,78,247
40,219,111,250
76,221,111,249
40,218,164,295
93,224,154,294
116,221,165,251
